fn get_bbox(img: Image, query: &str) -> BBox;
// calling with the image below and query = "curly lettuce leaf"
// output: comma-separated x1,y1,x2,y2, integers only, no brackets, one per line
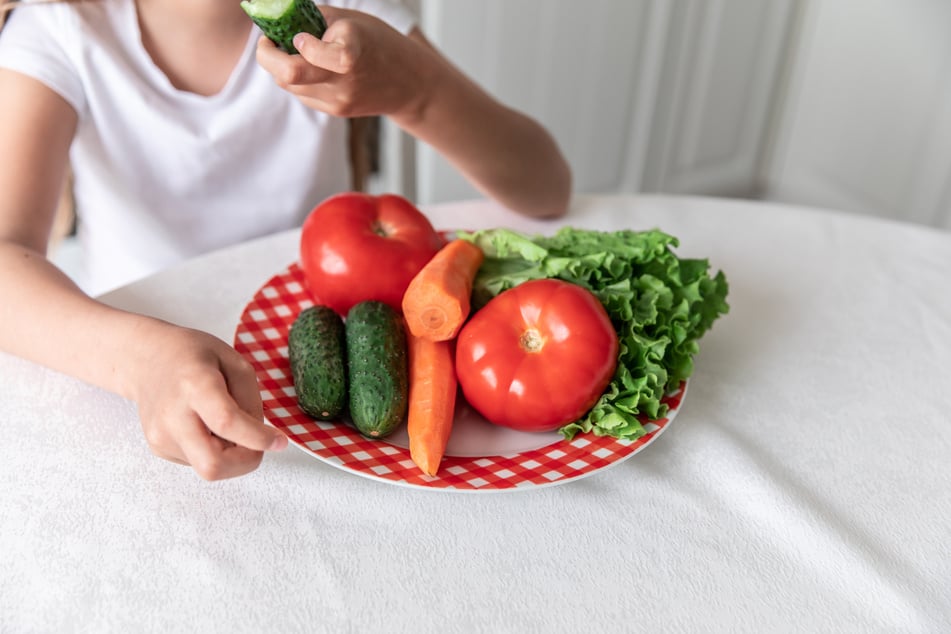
458,226,729,441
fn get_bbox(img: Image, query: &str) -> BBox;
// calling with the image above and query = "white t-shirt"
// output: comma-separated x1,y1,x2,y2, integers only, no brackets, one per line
0,0,416,295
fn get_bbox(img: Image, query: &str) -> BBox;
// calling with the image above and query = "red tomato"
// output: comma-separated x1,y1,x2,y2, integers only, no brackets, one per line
300,193,444,315
455,278,619,432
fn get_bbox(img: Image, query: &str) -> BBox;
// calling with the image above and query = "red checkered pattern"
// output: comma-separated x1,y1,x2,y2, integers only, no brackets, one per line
234,262,686,492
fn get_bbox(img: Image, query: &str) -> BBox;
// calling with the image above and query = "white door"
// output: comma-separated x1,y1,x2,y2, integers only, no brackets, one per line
409,0,797,205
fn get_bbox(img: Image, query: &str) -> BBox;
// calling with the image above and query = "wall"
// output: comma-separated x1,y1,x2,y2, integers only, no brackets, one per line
410,0,797,204
765,0,951,229
396,0,951,230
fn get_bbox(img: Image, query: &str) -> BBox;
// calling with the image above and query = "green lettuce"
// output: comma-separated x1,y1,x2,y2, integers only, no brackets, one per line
457,227,729,441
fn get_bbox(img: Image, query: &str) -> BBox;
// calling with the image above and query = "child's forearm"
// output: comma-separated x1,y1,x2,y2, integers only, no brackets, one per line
0,240,287,479
0,241,159,401
390,32,572,219
255,15,571,217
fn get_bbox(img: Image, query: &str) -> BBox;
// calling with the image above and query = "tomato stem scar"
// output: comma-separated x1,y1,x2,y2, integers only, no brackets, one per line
519,328,545,353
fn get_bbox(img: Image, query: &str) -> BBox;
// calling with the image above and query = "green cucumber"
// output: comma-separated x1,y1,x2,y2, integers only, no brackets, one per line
288,305,347,420
345,301,408,439
240,0,327,54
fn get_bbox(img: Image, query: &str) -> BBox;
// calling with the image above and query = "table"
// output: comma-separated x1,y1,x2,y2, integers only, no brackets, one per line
2,194,949,633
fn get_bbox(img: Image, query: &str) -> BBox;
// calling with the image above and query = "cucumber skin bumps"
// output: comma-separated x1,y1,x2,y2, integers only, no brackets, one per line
240,0,328,54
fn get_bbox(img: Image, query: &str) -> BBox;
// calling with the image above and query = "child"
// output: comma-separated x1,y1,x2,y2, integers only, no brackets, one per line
0,0,572,480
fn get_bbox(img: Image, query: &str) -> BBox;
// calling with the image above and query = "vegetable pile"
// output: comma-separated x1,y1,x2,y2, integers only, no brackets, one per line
457,227,729,441
291,193,730,476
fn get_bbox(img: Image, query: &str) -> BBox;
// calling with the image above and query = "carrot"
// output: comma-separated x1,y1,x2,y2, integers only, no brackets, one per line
401,239,484,341
406,333,457,476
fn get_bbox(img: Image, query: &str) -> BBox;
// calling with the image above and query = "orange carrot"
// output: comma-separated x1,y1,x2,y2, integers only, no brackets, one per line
401,239,484,341
406,333,457,476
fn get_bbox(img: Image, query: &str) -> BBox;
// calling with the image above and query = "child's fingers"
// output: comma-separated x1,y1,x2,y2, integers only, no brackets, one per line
177,415,264,480
193,373,287,454
254,35,335,86
293,32,357,75
218,349,264,421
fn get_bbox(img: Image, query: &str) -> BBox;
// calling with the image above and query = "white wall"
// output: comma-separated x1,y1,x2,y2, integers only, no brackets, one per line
765,0,951,229
399,0,951,230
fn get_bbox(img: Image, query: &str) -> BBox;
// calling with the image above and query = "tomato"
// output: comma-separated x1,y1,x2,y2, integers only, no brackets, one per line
300,193,444,315
455,278,619,432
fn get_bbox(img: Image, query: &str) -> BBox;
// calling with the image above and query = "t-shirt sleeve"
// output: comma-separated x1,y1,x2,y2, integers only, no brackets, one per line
0,5,86,115
328,0,418,36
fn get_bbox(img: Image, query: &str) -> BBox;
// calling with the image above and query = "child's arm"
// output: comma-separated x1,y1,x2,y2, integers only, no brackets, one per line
254,6,572,219
0,70,287,480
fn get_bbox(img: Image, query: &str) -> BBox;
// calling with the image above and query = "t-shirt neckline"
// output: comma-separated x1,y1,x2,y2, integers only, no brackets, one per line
126,0,259,103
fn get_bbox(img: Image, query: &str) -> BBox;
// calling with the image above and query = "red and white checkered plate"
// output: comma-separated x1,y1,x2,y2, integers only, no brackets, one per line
233,262,686,492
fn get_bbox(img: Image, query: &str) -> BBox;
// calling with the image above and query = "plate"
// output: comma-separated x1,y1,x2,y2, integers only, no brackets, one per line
233,262,686,492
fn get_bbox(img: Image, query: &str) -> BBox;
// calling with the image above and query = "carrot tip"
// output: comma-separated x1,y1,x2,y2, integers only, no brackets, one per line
411,449,441,476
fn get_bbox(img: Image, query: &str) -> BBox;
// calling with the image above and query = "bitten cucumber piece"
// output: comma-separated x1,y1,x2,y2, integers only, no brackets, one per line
288,305,347,420
240,0,327,54
345,301,409,439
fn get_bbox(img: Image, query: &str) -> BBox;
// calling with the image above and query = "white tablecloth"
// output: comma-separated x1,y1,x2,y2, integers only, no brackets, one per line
2,194,949,633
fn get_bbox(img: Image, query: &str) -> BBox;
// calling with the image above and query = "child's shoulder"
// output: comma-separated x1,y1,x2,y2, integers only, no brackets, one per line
3,0,127,36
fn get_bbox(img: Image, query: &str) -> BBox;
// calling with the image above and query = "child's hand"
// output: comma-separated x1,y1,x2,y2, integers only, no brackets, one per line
132,325,287,480
254,6,431,120
253,4,571,219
